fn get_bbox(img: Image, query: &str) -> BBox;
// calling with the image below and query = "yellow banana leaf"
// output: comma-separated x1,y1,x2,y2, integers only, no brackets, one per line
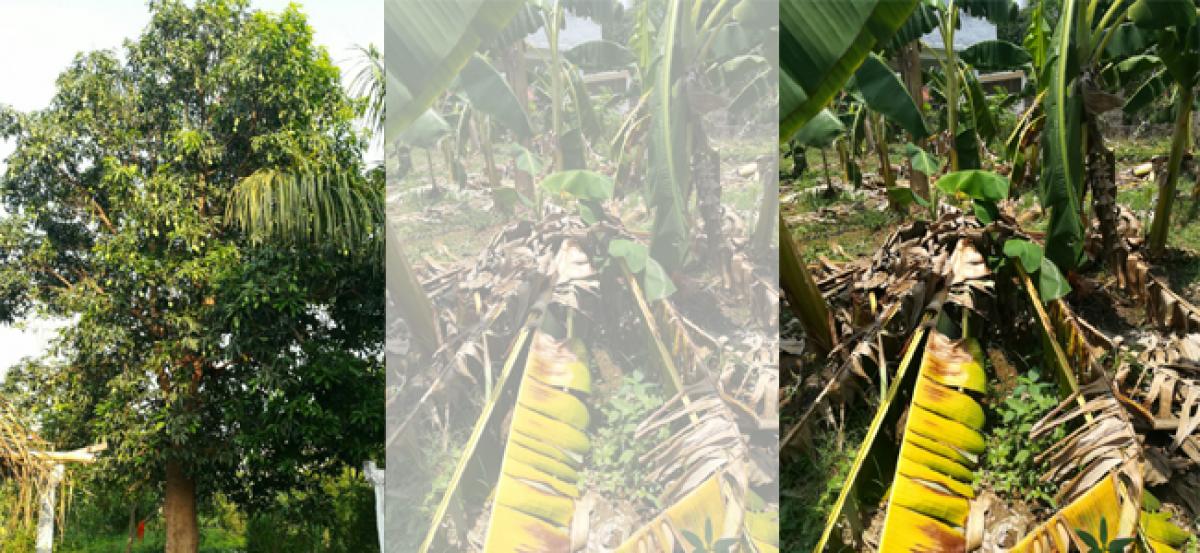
482,332,592,552
1011,468,1140,552
876,330,987,551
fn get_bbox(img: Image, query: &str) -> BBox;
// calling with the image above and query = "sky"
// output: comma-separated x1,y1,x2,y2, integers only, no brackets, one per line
0,0,382,378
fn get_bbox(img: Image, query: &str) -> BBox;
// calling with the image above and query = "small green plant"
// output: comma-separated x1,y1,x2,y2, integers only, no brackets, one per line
681,519,739,553
1076,518,1133,553
586,371,667,507
983,368,1065,507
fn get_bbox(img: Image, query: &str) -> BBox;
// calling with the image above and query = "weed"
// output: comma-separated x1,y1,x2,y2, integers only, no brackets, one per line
982,368,1064,508
586,371,667,508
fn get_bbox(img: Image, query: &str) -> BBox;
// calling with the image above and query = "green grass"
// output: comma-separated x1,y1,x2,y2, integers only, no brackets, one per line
780,419,867,552
59,527,244,553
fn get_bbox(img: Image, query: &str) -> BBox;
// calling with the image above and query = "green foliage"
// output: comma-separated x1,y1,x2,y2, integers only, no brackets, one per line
983,369,1065,507
936,170,1010,224
0,0,383,518
1003,239,1071,301
1076,518,1133,553
847,53,929,139
244,468,377,553
681,519,738,553
585,371,667,507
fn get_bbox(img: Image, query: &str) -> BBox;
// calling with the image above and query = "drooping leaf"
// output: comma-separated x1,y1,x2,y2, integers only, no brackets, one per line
887,2,940,52
540,170,614,201
959,0,1019,24
564,39,635,71
388,0,524,134
1129,0,1196,30
847,53,929,139
608,239,676,301
906,143,941,176
396,108,450,148
888,186,931,208
1122,70,1168,113
961,40,1033,71
1003,239,1045,276
963,69,998,141
792,109,845,148
1105,23,1156,59
458,54,532,139
1038,257,1072,302
780,0,920,141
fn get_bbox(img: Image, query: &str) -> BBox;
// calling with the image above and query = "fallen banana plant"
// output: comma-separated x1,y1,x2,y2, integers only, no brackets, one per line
815,238,994,551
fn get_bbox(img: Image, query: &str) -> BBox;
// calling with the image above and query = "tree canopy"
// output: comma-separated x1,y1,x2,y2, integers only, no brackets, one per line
0,0,383,525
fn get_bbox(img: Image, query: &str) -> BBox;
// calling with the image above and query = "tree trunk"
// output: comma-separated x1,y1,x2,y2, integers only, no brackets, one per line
164,461,199,553
899,40,929,200
125,504,137,553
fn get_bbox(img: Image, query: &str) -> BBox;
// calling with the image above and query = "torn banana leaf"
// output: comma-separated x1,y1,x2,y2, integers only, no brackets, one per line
876,330,987,551
482,332,592,552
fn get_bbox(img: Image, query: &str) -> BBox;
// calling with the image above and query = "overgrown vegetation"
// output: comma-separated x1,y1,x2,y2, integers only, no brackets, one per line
783,0,1200,550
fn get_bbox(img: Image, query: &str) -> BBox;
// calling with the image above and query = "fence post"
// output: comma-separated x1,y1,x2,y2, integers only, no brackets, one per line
36,463,65,553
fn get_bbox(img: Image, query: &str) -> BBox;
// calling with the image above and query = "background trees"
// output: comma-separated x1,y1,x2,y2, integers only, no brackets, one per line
0,2,382,551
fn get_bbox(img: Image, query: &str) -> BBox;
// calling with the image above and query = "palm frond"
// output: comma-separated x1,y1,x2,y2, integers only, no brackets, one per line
226,168,383,255
350,44,385,140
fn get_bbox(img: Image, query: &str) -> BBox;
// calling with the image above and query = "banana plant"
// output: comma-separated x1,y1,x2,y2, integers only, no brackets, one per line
1130,0,1200,254
1033,0,1140,271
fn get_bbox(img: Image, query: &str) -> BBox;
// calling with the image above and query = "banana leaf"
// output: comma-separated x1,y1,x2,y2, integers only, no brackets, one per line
847,53,929,140
615,472,735,552
482,332,593,551
780,0,920,141
1011,469,1139,551
780,212,835,356
815,322,931,551
457,54,532,140
645,0,691,272
1122,70,1168,114
876,330,987,551
387,0,524,134
960,39,1033,71
1039,0,1086,271
564,39,635,71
